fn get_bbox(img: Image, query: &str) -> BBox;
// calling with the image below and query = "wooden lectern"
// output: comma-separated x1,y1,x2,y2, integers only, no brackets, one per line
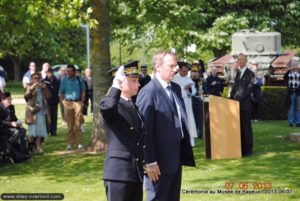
203,95,241,160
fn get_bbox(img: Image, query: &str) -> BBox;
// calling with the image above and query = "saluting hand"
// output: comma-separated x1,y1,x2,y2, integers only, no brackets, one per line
146,164,161,182
112,65,125,89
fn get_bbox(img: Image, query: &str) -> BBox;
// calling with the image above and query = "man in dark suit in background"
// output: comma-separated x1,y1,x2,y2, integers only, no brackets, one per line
138,64,151,89
136,51,195,201
230,53,254,157
44,68,60,136
100,61,144,201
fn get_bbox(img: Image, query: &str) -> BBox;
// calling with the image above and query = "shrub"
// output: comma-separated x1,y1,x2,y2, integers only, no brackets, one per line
222,86,288,120
260,86,288,120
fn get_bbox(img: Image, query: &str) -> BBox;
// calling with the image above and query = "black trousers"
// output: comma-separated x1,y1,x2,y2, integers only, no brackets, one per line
48,103,58,134
104,180,142,201
240,110,253,156
251,101,260,120
145,166,182,201
192,96,203,138
88,89,93,113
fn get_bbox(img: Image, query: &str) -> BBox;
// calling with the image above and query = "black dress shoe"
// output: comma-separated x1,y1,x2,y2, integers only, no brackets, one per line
289,124,294,127
296,124,300,127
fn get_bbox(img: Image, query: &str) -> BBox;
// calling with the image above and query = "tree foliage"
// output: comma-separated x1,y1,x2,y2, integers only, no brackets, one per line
110,0,300,58
0,0,93,72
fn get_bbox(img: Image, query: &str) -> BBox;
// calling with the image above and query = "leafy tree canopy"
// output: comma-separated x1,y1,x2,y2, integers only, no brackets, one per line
0,0,94,66
110,0,300,58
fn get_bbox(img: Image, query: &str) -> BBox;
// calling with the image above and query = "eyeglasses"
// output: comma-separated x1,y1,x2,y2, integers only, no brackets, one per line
32,77,40,80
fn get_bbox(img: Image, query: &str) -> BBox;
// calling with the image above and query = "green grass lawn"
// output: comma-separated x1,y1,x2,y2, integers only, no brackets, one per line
5,81,24,98
1,102,300,201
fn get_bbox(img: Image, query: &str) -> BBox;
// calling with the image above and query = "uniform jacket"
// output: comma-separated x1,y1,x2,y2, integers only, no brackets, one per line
0,103,17,129
136,77,195,175
24,84,51,124
100,87,144,183
139,74,151,89
230,68,254,110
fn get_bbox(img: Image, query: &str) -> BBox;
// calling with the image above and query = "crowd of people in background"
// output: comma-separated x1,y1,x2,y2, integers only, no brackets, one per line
0,53,298,166
0,61,94,164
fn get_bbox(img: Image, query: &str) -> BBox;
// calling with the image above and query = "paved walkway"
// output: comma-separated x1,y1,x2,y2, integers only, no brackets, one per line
12,98,26,104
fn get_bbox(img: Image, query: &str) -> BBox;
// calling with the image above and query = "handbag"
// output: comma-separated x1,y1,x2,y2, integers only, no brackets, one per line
28,104,41,114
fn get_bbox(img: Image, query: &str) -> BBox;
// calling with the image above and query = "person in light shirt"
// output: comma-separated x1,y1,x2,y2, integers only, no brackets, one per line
173,61,198,147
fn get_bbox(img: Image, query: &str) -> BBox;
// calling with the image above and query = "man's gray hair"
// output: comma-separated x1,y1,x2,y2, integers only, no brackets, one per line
152,50,177,69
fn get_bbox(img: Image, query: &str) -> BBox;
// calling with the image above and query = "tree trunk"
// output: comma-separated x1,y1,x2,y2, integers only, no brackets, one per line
89,0,111,152
9,56,21,81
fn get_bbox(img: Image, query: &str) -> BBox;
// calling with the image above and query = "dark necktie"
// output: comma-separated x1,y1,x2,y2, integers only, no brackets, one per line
167,86,184,138
167,86,178,113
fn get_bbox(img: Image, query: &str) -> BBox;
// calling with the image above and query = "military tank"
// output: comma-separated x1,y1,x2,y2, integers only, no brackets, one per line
209,29,298,85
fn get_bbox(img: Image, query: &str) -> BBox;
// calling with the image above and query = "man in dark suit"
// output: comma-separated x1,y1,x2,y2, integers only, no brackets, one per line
100,61,144,201
138,64,151,89
44,68,60,136
230,53,254,157
136,51,195,201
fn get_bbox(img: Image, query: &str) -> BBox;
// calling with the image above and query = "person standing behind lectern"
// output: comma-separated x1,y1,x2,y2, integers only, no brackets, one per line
230,53,254,157
136,51,195,201
100,61,144,201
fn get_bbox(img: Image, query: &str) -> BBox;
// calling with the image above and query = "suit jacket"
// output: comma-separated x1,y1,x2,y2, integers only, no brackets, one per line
100,87,144,183
44,76,60,105
204,75,224,96
136,77,195,175
230,68,254,110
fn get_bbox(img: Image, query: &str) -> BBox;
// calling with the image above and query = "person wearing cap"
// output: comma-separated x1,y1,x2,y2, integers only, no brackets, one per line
173,61,198,146
190,62,201,92
230,53,254,157
0,92,30,163
0,91,30,154
284,59,300,127
136,51,195,201
100,60,144,201
107,66,119,79
139,64,151,89
44,68,60,136
59,64,86,150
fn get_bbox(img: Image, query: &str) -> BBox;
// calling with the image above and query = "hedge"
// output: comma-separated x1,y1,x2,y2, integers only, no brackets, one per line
222,86,288,120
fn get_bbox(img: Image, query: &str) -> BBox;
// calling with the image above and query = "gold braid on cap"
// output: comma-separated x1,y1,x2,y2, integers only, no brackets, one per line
124,67,139,74
192,64,199,72
112,71,117,77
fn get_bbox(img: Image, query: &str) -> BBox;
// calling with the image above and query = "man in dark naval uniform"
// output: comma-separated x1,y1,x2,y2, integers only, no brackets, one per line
100,61,144,201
